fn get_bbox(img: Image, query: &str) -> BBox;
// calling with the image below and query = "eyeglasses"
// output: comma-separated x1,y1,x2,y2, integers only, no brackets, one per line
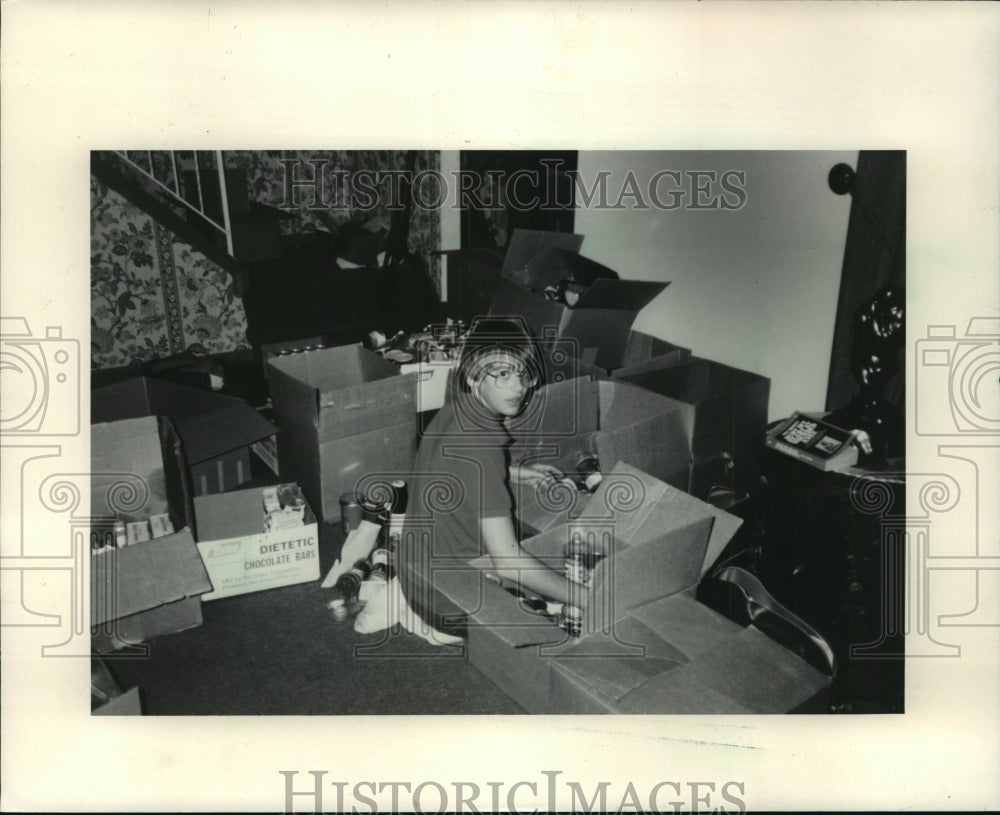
483,366,538,389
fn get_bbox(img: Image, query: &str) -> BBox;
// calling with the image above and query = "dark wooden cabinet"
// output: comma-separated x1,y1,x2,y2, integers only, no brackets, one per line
754,450,906,712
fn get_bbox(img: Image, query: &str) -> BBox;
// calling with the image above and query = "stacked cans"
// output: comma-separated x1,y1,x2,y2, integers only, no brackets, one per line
262,484,306,532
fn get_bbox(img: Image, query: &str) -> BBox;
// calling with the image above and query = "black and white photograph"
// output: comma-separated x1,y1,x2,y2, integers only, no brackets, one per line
86,148,905,721
2,3,998,813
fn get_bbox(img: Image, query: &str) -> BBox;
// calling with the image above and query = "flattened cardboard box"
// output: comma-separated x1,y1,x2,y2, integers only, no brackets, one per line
91,375,276,496
194,483,319,600
267,343,418,520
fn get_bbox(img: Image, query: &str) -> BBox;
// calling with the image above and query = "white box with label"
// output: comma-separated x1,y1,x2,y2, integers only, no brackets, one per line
194,483,319,600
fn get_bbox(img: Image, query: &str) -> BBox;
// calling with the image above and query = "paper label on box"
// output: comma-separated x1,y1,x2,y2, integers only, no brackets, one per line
197,524,320,601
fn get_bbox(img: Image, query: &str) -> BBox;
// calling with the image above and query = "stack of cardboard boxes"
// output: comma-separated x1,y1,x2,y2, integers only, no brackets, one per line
90,377,320,651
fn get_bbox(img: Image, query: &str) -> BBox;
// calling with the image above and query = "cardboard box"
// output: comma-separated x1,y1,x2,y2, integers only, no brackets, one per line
91,528,211,652
430,463,830,713
194,483,320,600
92,686,143,716
261,334,345,382
91,411,210,652
542,330,691,385
488,245,669,370
507,379,695,534
618,356,770,459
441,229,585,325
592,330,692,378
91,375,277,497
266,343,418,520
547,594,831,714
91,415,185,524
521,463,743,624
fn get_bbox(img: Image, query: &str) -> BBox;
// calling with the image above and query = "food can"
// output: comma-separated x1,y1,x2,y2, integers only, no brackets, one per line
340,492,363,537
559,604,582,638
327,597,349,622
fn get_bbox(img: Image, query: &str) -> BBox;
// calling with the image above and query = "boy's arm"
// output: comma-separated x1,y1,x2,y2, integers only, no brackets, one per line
480,515,583,607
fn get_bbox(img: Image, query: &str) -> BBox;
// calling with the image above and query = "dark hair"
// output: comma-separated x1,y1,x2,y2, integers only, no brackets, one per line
456,316,542,394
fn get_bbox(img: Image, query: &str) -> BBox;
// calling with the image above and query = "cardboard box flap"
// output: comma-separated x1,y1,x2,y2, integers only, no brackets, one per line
194,482,317,541
602,462,742,574
455,556,567,648
571,279,668,311
171,405,276,464
614,665,756,715
91,416,170,521
581,462,669,542
267,359,325,425
194,488,266,540
270,343,399,394
508,377,599,440
521,247,618,292
551,618,689,702
500,229,584,281
675,634,823,713
91,527,209,625
92,376,278,464
630,593,745,661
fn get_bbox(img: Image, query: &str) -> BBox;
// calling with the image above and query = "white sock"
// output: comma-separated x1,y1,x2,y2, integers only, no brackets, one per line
354,577,464,646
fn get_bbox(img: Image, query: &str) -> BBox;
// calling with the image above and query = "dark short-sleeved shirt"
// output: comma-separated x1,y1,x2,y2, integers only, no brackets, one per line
397,393,512,630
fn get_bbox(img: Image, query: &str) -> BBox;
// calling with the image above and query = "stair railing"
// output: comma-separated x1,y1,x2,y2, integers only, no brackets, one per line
112,150,235,256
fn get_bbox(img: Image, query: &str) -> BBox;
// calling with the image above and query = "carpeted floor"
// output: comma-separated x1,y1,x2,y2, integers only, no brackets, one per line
101,521,523,716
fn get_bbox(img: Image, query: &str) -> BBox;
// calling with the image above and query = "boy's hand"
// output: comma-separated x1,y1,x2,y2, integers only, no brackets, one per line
509,462,565,488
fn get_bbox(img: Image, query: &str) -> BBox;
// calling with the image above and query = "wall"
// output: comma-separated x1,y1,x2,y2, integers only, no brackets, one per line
573,151,856,420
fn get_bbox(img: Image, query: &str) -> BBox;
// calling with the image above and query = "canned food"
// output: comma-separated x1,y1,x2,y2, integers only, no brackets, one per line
327,597,349,622
559,604,582,638
340,492,363,537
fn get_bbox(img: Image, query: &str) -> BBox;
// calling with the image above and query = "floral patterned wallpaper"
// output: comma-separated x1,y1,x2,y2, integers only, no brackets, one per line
91,151,442,369
90,178,249,369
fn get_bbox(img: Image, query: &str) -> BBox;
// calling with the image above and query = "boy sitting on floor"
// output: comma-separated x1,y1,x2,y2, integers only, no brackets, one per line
355,317,584,644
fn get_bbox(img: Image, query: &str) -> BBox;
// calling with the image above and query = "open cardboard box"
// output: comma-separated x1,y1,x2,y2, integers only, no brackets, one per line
507,378,695,534
266,343,418,521
431,463,829,713
488,246,669,371
194,483,319,600
91,415,211,652
91,375,276,497
618,356,771,459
